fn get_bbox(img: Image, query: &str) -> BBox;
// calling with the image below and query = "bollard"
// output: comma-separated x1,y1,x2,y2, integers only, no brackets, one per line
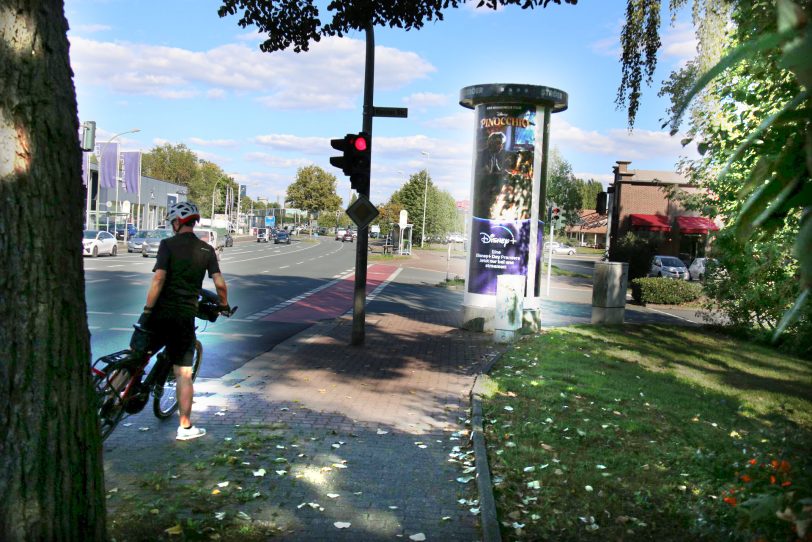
591,262,628,324
494,275,524,343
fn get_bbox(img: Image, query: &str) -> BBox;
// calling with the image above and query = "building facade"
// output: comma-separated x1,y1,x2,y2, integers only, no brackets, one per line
85,164,188,231
609,160,718,262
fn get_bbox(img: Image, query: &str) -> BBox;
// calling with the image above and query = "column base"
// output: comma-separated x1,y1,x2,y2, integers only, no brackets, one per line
591,306,625,325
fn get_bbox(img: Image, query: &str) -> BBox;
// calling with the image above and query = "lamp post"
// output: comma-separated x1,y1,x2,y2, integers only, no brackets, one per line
105,129,140,230
420,151,430,248
211,178,223,226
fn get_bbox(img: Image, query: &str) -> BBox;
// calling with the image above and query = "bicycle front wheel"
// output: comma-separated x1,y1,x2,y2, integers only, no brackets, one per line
152,340,203,419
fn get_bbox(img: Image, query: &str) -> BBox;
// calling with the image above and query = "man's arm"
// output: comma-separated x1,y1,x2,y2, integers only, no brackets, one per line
212,272,228,307
145,269,167,309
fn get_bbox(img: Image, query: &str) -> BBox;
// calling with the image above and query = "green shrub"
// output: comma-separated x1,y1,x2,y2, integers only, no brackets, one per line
631,277,702,305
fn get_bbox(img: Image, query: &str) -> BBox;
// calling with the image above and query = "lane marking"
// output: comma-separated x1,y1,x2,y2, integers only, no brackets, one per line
85,279,110,284
87,311,113,315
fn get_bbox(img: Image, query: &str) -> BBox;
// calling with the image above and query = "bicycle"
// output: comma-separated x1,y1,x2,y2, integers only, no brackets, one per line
91,289,237,440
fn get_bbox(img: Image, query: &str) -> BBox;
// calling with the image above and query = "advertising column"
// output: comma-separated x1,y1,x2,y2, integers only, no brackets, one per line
459,84,568,331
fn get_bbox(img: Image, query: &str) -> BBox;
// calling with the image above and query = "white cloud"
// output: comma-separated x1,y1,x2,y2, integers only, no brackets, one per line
589,35,620,59
69,36,434,110
206,88,226,99
253,134,331,155
661,23,696,63
189,137,238,148
192,149,231,163
403,92,449,109
573,172,613,187
71,24,111,34
551,117,693,162
244,152,314,169
421,110,474,131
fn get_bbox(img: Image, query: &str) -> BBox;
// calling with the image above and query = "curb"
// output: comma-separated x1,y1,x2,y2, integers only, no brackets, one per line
470,351,504,542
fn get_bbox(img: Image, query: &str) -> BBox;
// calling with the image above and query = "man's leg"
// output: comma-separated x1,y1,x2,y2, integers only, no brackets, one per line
174,364,194,429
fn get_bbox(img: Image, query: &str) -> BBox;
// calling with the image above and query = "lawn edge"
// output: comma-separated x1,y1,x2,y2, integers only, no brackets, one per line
470,351,505,542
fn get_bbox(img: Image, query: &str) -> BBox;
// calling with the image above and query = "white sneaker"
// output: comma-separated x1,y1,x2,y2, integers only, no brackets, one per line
176,425,206,441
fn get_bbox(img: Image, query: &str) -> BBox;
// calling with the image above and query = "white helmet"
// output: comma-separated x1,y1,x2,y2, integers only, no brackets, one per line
166,201,200,225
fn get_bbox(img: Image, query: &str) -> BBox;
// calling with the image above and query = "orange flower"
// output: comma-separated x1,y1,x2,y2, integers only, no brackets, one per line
779,460,791,473
781,481,792,487
723,496,738,506
740,474,752,483
771,475,777,485
771,459,780,469
748,458,757,465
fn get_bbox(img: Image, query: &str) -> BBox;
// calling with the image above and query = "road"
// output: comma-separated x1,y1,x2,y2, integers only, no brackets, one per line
84,236,457,379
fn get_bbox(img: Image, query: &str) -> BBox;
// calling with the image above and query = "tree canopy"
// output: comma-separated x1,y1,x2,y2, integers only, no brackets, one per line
286,165,342,217
218,0,577,53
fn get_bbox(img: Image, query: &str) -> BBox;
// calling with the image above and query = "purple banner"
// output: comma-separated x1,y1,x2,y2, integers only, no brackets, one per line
82,152,90,186
468,218,544,295
98,142,118,189
122,151,140,193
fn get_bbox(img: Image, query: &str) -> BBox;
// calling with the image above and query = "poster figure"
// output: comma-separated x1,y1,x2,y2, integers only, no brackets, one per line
468,104,541,295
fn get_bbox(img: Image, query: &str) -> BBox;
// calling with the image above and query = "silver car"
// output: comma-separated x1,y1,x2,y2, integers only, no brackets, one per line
127,230,150,253
649,255,689,280
141,230,173,258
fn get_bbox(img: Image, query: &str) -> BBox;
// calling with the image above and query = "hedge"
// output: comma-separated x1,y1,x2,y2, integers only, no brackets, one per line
631,277,702,305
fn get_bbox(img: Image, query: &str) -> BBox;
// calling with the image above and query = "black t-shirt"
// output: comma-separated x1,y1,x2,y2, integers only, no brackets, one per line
153,231,221,318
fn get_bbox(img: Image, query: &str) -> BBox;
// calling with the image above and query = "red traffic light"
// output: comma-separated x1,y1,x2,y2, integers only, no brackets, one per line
353,136,368,152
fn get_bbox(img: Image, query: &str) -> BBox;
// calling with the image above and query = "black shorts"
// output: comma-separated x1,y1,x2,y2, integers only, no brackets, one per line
130,312,196,367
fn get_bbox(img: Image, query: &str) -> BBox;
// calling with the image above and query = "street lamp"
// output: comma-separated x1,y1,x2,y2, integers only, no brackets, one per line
420,151,430,248
101,128,140,230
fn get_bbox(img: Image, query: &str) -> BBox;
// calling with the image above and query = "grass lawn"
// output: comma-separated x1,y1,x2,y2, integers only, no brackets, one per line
480,325,812,541
540,263,591,279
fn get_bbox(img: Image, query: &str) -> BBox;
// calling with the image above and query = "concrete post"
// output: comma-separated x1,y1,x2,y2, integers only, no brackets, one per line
591,261,628,324
493,275,524,343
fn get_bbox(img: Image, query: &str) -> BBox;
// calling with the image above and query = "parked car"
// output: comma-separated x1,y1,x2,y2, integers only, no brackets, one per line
195,229,219,249
688,257,716,281
83,230,118,257
335,228,347,241
141,229,173,258
127,230,150,253
256,227,269,243
552,243,576,255
342,231,354,243
275,231,291,244
649,255,690,280
115,223,137,240
446,233,466,243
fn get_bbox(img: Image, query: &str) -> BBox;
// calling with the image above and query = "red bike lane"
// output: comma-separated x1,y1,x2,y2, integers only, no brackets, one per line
261,264,399,324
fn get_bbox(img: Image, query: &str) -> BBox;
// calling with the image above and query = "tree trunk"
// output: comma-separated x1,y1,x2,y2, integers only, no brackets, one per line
0,1,106,539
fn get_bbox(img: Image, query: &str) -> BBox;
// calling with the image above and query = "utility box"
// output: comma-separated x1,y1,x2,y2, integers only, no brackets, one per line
592,262,628,324
493,275,524,343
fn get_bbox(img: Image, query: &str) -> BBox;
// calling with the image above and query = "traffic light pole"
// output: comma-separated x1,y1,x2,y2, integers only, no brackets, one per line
350,24,375,346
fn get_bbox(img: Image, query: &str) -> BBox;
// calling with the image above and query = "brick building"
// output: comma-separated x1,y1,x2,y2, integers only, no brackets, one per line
609,160,718,261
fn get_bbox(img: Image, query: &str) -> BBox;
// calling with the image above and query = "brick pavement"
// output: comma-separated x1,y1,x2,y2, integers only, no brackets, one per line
103,308,504,541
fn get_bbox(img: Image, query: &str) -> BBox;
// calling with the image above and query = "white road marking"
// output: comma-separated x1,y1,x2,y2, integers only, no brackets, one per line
87,311,113,315
280,265,290,269
85,279,110,284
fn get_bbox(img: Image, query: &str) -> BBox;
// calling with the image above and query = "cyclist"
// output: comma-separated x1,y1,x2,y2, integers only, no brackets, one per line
136,201,229,441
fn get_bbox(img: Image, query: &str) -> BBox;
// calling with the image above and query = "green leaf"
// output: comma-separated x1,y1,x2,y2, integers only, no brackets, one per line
669,28,800,136
773,288,810,341
795,212,812,289
719,91,808,180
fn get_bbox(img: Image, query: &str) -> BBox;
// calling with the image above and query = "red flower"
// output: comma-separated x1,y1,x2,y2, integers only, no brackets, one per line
771,475,777,485
748,458,757,465
781,481,792,487
723,496,738,506
740,474,752,483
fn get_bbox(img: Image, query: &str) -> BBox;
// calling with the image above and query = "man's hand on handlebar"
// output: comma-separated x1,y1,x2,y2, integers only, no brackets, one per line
218,303,237,317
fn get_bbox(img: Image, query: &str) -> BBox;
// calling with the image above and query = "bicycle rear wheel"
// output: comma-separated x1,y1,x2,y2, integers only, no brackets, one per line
152,340,203,419
94,370,127,441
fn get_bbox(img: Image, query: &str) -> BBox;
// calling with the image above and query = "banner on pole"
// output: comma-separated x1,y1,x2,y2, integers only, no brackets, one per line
82,152,90,186
99,142,119,189
121,151,141,193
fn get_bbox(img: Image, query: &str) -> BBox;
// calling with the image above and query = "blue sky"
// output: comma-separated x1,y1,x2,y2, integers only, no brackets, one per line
66,0,697,206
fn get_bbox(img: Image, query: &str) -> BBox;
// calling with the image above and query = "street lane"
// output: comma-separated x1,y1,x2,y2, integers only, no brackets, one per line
84,237,357,378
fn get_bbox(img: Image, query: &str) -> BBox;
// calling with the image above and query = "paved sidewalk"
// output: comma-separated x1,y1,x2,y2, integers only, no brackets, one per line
103,310,503,541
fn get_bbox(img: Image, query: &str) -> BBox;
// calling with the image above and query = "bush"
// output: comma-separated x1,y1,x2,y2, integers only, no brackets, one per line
631,277,702,305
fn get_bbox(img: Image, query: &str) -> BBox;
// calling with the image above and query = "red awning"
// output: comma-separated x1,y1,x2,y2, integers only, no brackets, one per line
630,214,671,232
677,216,719,235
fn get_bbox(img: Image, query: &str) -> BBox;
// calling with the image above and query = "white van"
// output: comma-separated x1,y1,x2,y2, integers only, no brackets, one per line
195,228,219,249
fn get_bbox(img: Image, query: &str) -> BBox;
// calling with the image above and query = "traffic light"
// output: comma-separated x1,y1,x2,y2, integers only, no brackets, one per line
552,207,561,221
329,132,371,195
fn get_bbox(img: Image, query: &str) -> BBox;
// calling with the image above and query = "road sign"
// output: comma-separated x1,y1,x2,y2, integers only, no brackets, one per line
121,201,131,214
399,209,408,228
346,195,379,230
372,106,408,118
